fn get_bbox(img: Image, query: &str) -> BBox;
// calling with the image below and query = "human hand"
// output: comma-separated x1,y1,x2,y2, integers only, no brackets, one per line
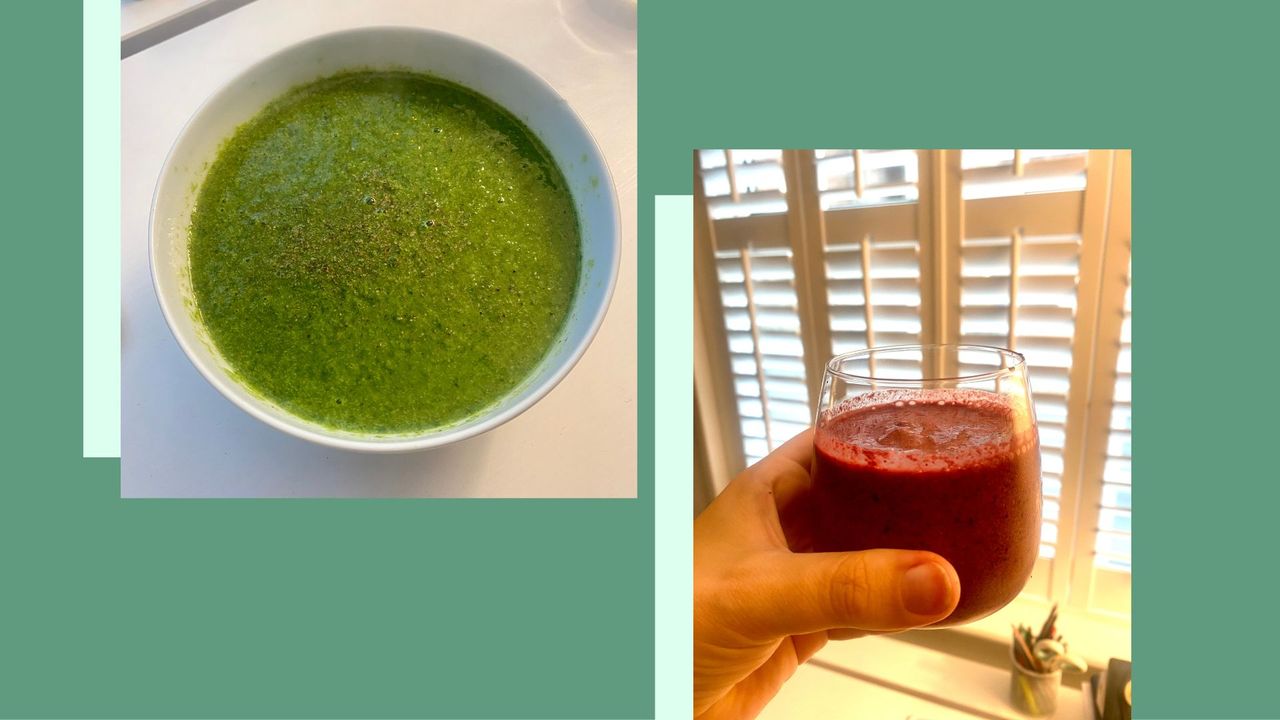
693,429,961,719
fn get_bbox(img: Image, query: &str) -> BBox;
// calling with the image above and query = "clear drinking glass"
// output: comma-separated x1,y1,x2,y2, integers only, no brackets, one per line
811,345,1042,626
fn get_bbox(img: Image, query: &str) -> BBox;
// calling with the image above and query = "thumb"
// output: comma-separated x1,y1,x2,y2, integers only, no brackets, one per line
735,549,961,640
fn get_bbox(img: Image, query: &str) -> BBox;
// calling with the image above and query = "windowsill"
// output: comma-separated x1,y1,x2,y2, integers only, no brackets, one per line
950,595,1131,671
759,595,1127,718
762,633,1089,719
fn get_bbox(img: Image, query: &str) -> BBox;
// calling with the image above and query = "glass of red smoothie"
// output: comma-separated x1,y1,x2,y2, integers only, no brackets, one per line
812,344,1041,626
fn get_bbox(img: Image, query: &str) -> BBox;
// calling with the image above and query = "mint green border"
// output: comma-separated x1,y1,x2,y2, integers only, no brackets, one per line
45,0,1280,716
640,3,1280,716
3,3,654,717
654,196,693,718
83,0,121,457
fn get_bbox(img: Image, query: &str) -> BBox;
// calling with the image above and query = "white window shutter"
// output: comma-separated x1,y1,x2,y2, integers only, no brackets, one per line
956,149,1093,599
700,150,809,466
819,150,925,377
696,149,1131,617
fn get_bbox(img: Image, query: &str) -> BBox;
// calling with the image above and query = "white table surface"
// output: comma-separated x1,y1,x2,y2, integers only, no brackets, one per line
121,0,637,498
121,0,205,37
759,636,1087,720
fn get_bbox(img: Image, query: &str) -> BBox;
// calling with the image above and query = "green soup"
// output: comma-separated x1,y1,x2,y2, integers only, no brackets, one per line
188,71,581,434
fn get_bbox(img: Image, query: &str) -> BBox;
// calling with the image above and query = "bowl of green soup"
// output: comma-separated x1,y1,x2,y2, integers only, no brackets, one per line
150,27,619,451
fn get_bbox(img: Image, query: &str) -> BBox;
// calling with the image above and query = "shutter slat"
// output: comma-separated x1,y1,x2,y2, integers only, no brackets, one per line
818,149,920,210
706,192,787,219
831,332,870,352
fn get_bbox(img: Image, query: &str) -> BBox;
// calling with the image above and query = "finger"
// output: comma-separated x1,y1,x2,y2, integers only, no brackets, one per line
791,631,828,664
825,628,873,641
752,428,814,515
711,429,816,551
756,428,814,478
733,549,960,639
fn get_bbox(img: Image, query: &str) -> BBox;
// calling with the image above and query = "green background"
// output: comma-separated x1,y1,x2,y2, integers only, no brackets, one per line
0,2,653,718
637,1,1279,718
5,0,1280,718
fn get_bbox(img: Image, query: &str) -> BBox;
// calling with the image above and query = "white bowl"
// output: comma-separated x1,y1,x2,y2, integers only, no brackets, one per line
150,27,620,452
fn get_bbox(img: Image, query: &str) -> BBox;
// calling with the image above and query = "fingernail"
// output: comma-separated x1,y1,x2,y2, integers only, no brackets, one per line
902,562,952,616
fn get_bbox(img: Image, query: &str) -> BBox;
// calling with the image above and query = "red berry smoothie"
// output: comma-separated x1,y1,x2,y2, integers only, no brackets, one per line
812,388,1041,625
